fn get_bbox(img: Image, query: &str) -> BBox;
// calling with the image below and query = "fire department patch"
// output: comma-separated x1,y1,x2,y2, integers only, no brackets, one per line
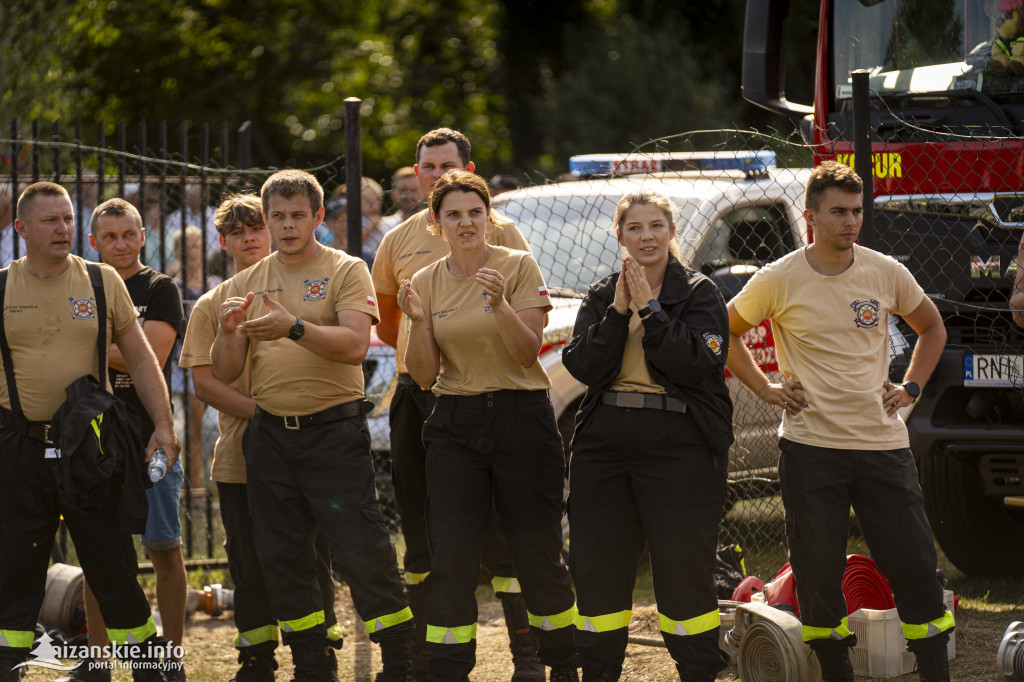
303,278,330,302
850,299,881,328
67,296,96,320
703,332,724,356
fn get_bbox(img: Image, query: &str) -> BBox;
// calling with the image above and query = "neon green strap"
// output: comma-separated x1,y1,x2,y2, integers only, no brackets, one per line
0,630,36,649
802,617,852,643
326,623,344,644
426,623,477,644
107,615,157,645
659,609,720,636
491,576,522,594
574,610,631,633
404,571,429,585
365,607,414,634
279,610,325,634
528,604,577,631
902,610,955,640
235,624,279,647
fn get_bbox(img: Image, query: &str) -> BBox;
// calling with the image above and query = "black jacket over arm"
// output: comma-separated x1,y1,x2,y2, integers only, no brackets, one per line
562,255,734,456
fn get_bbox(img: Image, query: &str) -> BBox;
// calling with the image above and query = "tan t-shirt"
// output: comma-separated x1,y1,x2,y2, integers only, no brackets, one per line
179,278,249,484
372,209,530,374
411,245,552,396
0,256,138,422
731,244,926,449
610,285,666,394
225,246,379,416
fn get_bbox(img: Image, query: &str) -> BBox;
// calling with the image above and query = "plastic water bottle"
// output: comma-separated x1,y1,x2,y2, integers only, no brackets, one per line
148,449,168,483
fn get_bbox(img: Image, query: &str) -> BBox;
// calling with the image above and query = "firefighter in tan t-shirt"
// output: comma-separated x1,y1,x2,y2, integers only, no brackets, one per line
371,127,542,678
726,162,953,682
211,171,413,679
0,182,179,680
398,170,578,681
178,193,343,680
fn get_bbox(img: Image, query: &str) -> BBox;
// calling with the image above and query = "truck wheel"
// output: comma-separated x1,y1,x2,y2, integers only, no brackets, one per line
921,451,1024,578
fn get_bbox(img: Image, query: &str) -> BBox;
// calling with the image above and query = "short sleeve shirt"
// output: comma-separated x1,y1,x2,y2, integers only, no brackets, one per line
225,246,379,416
372,209,531,374
410,245,552,396
179,278,249,484
1,256,138,421
731,244,926,449
111,267,184,438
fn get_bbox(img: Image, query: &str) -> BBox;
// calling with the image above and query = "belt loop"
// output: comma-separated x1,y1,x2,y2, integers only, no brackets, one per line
283,415,301,430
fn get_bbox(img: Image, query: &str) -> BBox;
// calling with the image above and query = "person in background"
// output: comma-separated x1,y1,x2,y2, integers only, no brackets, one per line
64,199,187,682
180,193,344,681
400,169,578,681
379,167,423,232
563,191,732,682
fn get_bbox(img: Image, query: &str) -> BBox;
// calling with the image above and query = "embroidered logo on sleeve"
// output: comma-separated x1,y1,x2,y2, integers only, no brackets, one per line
68,296,96,320
850,299,881,328
703,332,723,356
303,278,330,301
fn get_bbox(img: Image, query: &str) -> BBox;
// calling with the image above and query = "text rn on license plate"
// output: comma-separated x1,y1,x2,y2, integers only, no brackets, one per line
964,354,1024,387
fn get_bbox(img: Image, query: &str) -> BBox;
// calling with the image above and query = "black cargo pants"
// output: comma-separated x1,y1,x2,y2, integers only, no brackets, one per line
569,401,729,680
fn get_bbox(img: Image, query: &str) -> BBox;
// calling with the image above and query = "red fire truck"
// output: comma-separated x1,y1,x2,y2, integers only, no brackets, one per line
743,0,1024,577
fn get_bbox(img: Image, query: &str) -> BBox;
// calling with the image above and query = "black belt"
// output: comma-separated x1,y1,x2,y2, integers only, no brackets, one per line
397,373,417,386
0,406,55,445
256,400,371,430
601,391,687,414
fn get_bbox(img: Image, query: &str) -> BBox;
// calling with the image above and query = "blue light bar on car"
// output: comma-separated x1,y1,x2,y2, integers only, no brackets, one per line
568,151,777,178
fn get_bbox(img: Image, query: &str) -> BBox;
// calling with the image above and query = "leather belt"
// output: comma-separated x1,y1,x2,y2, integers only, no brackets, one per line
396,373,418,386
256,400,371,430
601,391,687,414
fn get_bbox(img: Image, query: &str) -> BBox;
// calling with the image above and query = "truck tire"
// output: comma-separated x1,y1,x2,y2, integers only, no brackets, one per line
921,450,1024,578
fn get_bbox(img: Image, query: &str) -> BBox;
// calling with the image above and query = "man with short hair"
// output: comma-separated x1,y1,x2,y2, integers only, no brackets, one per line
212,171,414,679
63,198,187,682
379,167,423,232
180,193,344,681
725,161,954,682
0,182,180,682
371,128,544,679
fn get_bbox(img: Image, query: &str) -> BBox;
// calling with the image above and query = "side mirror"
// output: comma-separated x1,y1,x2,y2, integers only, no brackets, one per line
742,0,813,119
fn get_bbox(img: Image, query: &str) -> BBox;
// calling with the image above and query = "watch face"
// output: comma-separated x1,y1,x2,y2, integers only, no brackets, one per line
648,299,662,314
904,381,920,397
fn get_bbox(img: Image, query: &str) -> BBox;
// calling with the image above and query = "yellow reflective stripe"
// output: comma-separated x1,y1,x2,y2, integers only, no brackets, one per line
326,623,344,643
802,617,852,643
107,615,157,645
235,624,279,647
279,610,325,633
659,609,720,636
528,604,577,631
997,37,1012,57
902,610,955,640
364,607,413,634
573,610,631,633
491,576,521,594
426,623,477,644
91,414,104,455
404,571,429,585
735,545,747,576
0,630,36,648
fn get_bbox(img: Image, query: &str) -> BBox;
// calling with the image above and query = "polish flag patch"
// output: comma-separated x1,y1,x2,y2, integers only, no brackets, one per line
366,296,377,307
538,286,549,296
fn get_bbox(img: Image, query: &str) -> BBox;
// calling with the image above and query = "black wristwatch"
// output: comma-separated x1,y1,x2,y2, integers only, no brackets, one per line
639,299,662,320
902,381,921,402
287,317,306,341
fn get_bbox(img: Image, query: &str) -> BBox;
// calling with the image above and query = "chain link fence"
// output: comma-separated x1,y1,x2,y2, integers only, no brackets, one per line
6,119,1024,615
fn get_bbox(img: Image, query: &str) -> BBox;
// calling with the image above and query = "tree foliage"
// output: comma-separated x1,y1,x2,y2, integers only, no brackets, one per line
0,0,821,180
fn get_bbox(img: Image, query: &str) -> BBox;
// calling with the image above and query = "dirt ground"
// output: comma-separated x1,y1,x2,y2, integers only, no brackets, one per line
21,586,1016,681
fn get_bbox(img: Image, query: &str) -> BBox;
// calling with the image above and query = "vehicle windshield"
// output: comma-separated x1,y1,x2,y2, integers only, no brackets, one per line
494,189,698,295
832,0,1024,99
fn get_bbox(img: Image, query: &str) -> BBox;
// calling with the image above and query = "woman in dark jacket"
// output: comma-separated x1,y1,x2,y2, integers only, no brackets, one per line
563,190,733,682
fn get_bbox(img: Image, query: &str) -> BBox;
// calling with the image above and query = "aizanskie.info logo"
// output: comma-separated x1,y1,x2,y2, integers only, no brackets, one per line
12,632,184,673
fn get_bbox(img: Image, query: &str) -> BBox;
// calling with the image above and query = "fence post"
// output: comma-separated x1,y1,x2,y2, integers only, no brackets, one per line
237,121,252,189
851,69,875,249
345,97,362,259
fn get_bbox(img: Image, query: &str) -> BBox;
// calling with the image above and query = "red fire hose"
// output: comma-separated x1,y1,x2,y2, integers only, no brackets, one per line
762,555,896,617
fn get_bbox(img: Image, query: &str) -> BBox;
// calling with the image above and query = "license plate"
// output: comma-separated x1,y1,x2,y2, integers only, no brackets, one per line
964,354,1024,387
